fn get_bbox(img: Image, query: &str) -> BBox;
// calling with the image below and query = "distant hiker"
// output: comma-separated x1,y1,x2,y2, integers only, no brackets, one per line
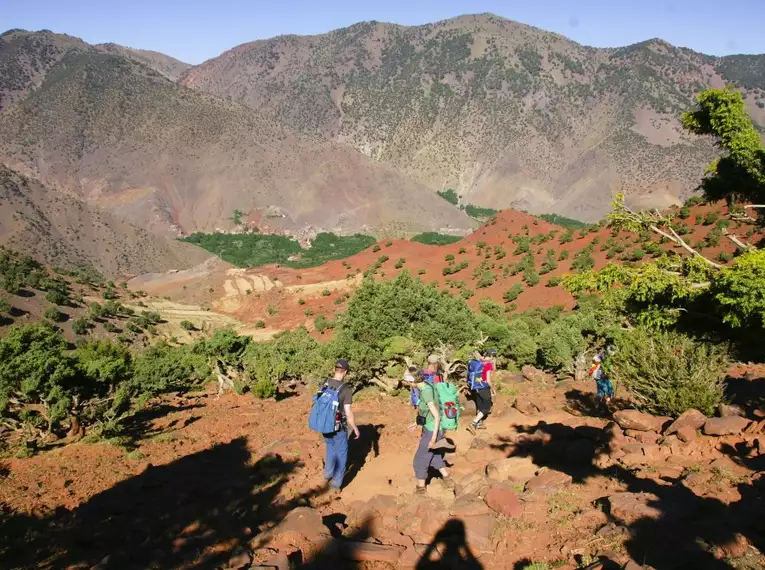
466,348,497,435
408,360,460,495
589,353,614,404
308,359,360,491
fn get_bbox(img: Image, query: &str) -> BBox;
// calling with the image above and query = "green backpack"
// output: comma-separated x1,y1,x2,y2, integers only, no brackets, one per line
422,379,461,431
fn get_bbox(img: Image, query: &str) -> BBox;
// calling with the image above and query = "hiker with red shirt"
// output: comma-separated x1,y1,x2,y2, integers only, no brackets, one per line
466,348,497,434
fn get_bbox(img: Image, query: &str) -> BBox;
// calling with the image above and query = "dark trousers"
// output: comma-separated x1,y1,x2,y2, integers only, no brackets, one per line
413,428,446,480
473,387,493,418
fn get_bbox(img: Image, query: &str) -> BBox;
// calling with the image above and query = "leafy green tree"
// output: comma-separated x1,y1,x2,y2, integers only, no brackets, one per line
503,284,523,303
682,88,765,204
72,317,90,335
44,307,66,322
180,320,196,331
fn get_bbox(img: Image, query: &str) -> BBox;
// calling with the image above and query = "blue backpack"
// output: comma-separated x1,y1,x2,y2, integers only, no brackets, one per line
467,359,488,390
308,382,344,434
410,372,437,407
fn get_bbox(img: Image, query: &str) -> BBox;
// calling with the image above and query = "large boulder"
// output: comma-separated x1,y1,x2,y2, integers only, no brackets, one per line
513,398,541,415
461,514,496,553
525,469,572,493
521,365,550,383
484,487,523,518
613,410,666,432
664,409,707,435
703,416,750,436
486,457,538,482
718,404,745,418
271,507,325,540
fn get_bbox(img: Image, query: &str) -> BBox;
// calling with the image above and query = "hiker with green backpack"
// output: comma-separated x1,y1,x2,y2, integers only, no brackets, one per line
407,354,460,495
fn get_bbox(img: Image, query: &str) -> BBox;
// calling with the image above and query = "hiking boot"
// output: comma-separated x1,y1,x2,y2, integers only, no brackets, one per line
466,423,476,435
475,423,487,430
414,486,427,496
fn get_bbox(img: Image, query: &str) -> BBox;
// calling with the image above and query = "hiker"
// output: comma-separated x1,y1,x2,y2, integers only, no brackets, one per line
466,348,497,435
308,359,360,490
412,371,456,495
589,353,614,404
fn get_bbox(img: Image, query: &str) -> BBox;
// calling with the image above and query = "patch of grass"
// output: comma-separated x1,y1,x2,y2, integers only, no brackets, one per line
411,232,462,245
538,213,588,228
181,232,375,268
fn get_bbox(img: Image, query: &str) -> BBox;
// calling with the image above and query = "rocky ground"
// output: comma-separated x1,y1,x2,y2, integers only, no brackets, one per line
1,368,764,570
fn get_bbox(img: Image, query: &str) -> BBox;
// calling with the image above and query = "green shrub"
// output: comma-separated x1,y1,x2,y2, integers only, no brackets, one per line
716,251,733,263
459,248,467,254
103,322,118,333
558,250,569,261
437,189,459,205
385,241,393,247
315,314,334,333
72,317,90,335
45,290,69,306
445,254,455,262
442,261,468,276
478,298,504,320
304,309,314,317
523,269,540,287
255,320,266,329
476,271,496,289
44,307,66,322
180,320,196,331
417,268,426,275
103,289,117,300
703,211,719,226
559,230,574,244
503,284,523,303
297,298,306,305
267,305,279,315
610,328,728,416
411,232,461,246
372,244,381,252
395,258,406,269
546,276,563,287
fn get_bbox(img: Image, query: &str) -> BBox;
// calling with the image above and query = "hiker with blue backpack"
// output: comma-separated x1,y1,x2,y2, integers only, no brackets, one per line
466,348,497,435
406,354,460,496
308,359,360,491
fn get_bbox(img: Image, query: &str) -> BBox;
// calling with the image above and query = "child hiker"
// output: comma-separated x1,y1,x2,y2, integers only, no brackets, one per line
589,353,614,404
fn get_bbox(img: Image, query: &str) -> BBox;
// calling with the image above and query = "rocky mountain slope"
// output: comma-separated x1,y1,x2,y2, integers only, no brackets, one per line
0,30,472,242
182,13,765,221
0,166,209,276
94,42,190,80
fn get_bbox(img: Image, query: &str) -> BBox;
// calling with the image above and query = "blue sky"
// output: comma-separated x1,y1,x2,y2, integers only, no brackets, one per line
4,0,765,64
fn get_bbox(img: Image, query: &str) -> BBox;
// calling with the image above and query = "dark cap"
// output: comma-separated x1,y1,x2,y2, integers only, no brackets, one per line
486,348,497,356
334,359,350,371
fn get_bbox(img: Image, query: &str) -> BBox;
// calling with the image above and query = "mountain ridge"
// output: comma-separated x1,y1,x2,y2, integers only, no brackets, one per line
181,13,765,221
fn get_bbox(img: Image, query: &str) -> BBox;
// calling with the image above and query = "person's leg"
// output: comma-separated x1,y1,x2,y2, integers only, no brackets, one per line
469,390,489,431
477,389,493,428
428,430,454,489
331,431,349,489
413,428,433,491
323,435,336,483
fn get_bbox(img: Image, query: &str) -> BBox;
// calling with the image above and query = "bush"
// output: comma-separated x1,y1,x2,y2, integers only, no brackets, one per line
411,232,461,246
478,298,504,320
459,248,467,254
703,212,719,226
558,250,569,261
442,261,468,276
180,320,196,331
546,276,563,287
523,270,540,287
395,258,406,269
716,251,733,263
559,230,573,244
503,284,523,303
445,254,455,262
304,309,314,317
72,317,90,335
267,305,279,315
372,244,381,252
45,290,69,306
103,289,117,300
417,268,426,275
609,328,728,416
385,241,393,247
476,271,496,288
44,307,66,322
255,320,266,329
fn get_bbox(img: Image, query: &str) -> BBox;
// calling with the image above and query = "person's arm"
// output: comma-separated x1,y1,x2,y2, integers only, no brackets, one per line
344,403,360,439
486,365,496,396
427,400,440,445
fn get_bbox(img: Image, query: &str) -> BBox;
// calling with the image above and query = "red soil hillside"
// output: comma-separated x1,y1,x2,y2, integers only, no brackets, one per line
131,202,764,336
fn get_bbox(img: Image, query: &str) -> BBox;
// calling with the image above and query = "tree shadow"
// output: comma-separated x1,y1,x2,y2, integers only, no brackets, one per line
0,436,323,570
118,400,206,444
416,518,483,570
343,424,383,488
563,388,631,418
724,375,765,421
491,421,765,569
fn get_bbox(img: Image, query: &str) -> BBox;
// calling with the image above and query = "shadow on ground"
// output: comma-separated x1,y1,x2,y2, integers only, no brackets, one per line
0,436,323,570
492,420,765,569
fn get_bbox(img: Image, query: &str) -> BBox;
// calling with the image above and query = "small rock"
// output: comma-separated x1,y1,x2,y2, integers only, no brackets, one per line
715,532,749,559
486,457,538,482
513,398,541,415
456,471,490,498
613,410,666,432
484,487,523,518
596,522,629,537
469,438,491,450
718,404,745,418
521,364,549,383
676,426,697,443
664,409,707,435
226,547,252,569
625,430,660,444
461,514,496,553
525,469,572,493
703,416,750,436
449,494,492,517
271,507,325,540
607,492,662,523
